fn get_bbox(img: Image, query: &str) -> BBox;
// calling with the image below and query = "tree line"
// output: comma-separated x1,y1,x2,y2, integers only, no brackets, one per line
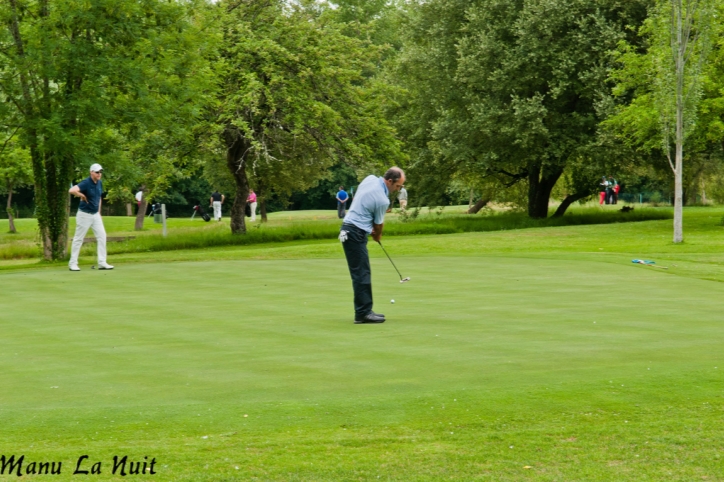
1,0,722,259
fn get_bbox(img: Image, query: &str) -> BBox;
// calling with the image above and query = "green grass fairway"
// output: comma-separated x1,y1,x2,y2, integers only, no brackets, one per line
2,253,723,480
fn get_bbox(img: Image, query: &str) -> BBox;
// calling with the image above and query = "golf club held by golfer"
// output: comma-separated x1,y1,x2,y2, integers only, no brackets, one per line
378,241,410,283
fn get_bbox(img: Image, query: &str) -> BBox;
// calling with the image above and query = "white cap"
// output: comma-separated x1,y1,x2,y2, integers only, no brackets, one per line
90,163,103,172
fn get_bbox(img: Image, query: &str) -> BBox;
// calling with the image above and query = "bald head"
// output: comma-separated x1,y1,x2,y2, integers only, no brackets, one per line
383,167,405,193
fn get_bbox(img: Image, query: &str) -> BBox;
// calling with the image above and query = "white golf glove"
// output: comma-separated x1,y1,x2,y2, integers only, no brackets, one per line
338,230,348,243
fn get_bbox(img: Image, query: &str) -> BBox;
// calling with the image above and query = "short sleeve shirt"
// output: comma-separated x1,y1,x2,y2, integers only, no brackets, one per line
211,192,222,202
337,190,348,202
77,177,103,214
343,175,389,233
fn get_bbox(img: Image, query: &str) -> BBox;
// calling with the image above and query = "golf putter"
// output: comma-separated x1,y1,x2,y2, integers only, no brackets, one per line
377,241,410,283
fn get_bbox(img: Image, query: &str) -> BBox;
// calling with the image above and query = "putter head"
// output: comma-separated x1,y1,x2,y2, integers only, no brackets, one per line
400,277,411,283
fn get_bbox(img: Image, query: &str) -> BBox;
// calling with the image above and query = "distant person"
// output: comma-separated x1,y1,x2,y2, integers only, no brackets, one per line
339,167,405,324
210,190,224,221
67,163,114,271
606,177,612,204
398,185,408,211
609,176,619,204
336,186,349,219
599,177,608,205
247,190,257,222
607,176,618,205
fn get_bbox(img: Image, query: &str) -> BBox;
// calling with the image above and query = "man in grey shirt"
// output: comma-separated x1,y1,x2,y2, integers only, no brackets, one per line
339,167,405,324
397,185,408,211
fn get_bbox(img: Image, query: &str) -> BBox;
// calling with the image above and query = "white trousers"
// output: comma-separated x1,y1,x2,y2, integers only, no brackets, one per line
250,201,257,221
213,201,222,220
69,211,107,266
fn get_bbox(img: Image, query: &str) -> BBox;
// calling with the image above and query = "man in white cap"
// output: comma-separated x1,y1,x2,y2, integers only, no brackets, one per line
67,163,114,271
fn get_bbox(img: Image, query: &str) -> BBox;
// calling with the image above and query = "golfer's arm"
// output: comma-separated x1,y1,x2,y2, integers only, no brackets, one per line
372,223,383,241
69,185,88,202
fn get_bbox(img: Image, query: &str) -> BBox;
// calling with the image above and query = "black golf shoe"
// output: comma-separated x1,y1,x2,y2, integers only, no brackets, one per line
371,310,385,318
354,312,385,324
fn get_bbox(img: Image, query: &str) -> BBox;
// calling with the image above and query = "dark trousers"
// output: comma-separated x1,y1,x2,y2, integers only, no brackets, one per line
341,223,373,316
337,201,347,219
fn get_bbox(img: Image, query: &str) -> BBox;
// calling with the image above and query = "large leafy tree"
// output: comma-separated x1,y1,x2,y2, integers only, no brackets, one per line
606,0,718,242
213,0,402,234
115,5,215,231
391,0,651,218
117,89,215,232
0,0,207,259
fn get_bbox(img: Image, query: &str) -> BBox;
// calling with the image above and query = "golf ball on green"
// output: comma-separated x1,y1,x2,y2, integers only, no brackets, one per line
391,299,395,304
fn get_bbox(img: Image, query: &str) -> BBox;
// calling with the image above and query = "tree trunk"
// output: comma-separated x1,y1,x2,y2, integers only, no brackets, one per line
701,178,707,204
126,203,133,216
468,188,474,210
134,185,147,231
260,199,268,222
673,139,683,242
256,177,268,222
467,197,491,214
6,184,16,233
552,191,591,218
673,1,684,243
527,162,563,219
224,127,250,234
26,0,72,260
35,154,73,260
8,0,71,259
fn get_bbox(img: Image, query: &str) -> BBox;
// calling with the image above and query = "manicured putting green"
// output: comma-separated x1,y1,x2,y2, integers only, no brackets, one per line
1,256,722,480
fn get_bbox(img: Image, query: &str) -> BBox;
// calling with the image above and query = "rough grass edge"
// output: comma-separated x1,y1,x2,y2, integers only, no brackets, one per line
95,209,674,257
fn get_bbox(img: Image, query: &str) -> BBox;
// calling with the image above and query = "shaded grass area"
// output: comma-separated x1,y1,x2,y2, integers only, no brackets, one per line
0,207,671,260
1,257,723,480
